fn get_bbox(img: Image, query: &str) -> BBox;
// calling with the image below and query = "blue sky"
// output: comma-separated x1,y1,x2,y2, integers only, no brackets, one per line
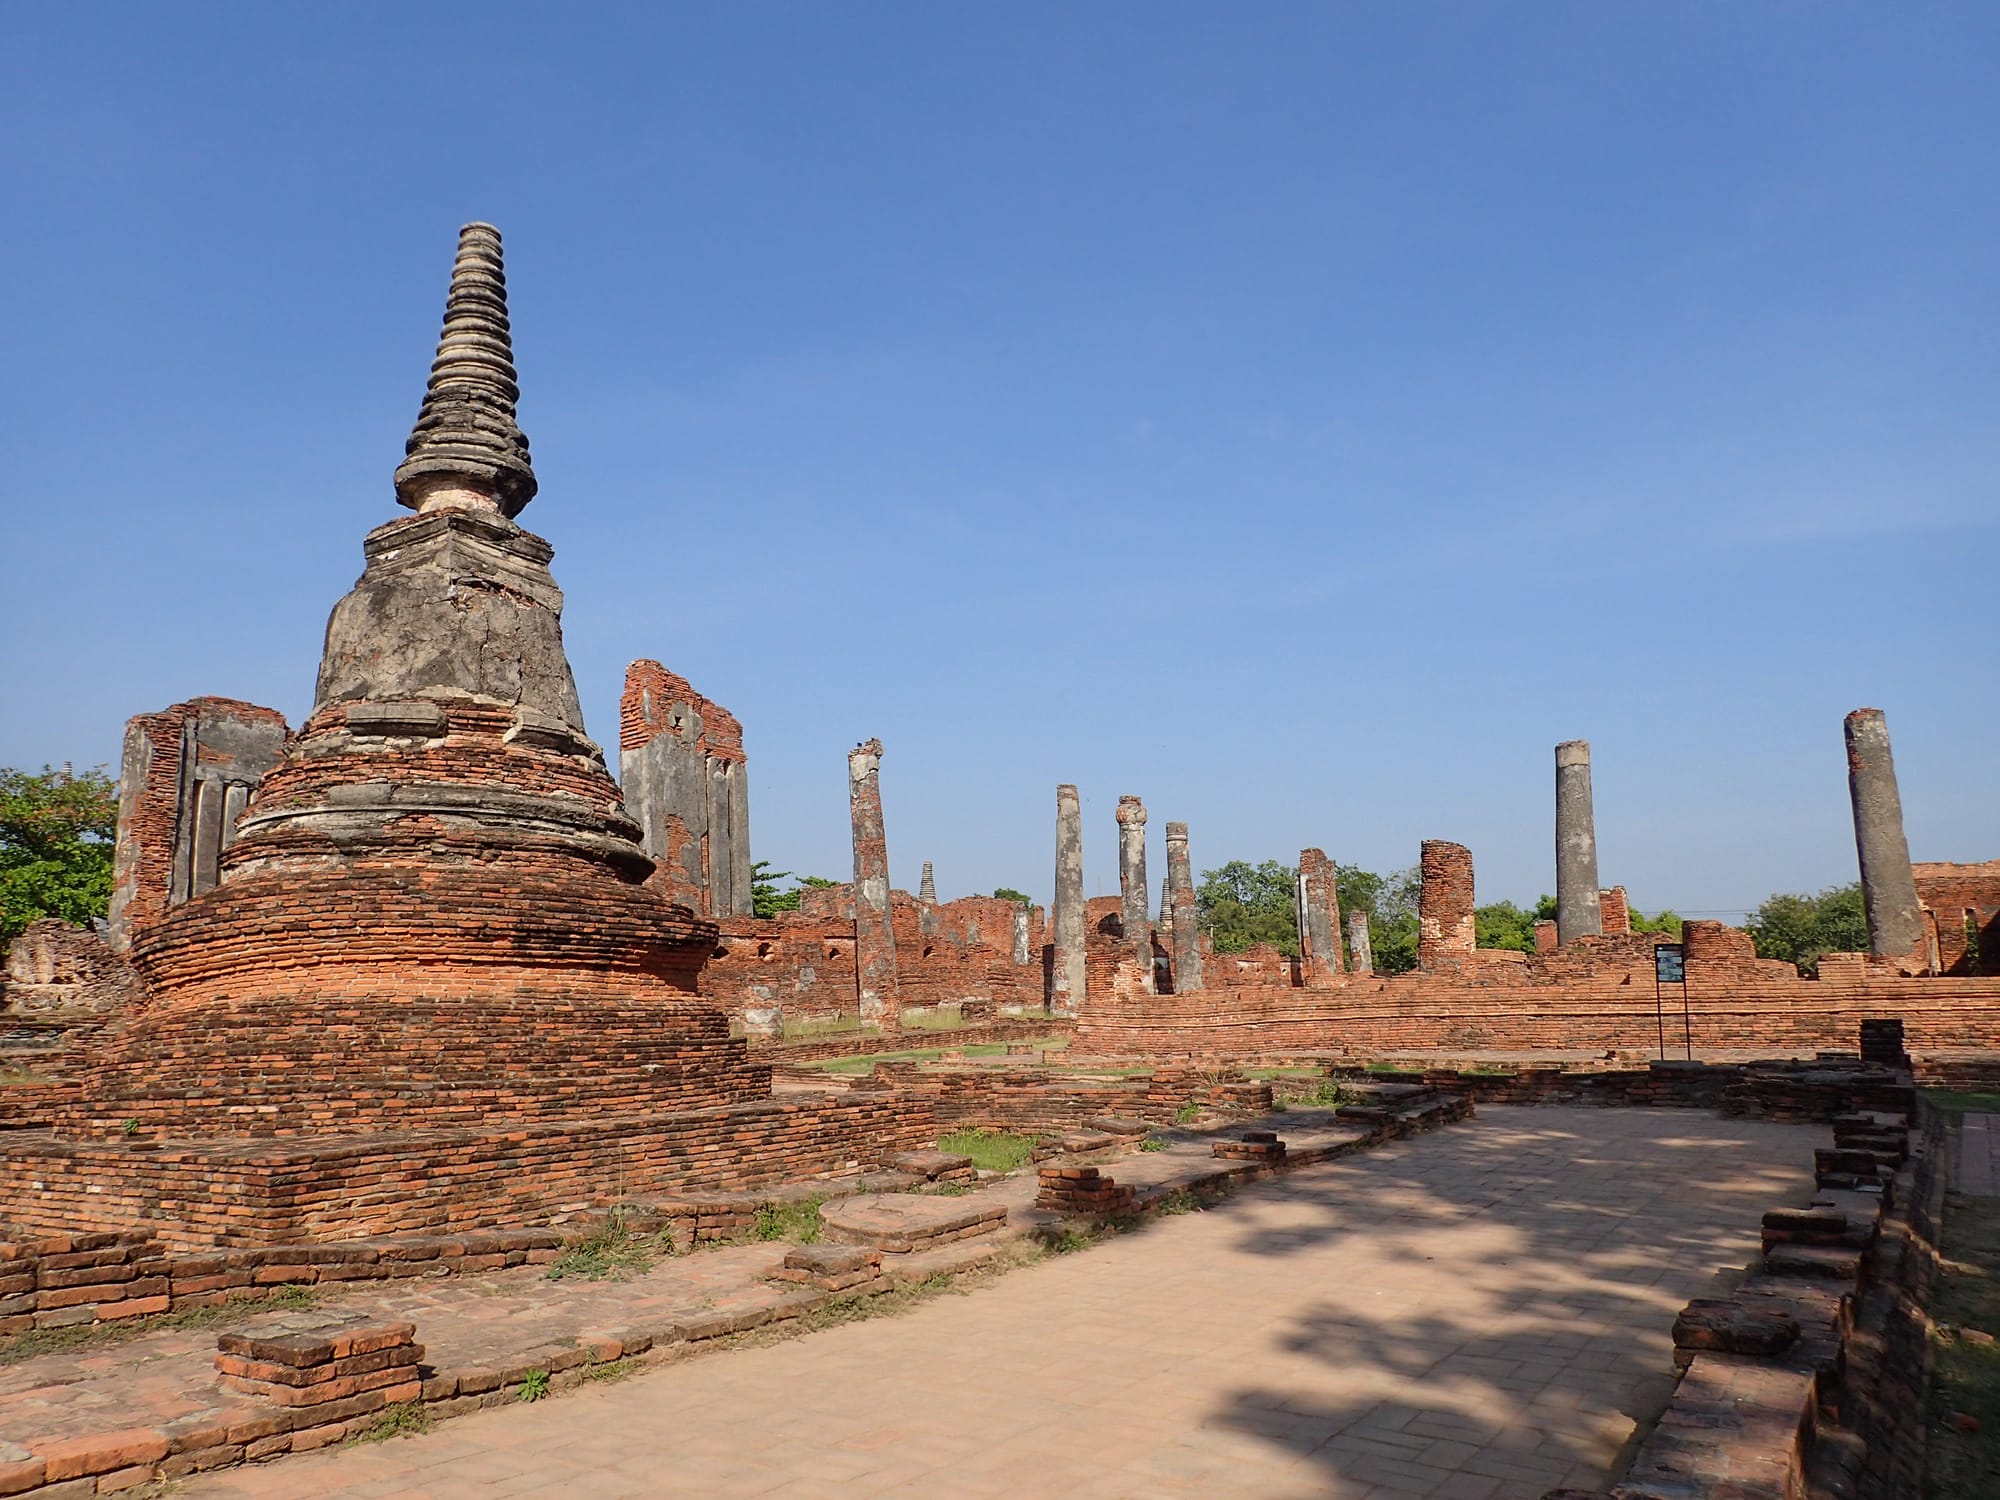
2,4,1994,918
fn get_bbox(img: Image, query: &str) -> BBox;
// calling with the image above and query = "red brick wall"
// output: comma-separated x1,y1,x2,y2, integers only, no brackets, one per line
1914,861,2000,975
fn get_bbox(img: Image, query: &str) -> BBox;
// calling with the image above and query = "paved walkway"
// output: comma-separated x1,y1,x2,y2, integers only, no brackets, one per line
1957,1112,1998,1196
182,1107,1817,1500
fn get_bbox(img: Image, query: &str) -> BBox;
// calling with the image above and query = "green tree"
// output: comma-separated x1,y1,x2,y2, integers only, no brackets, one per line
1474,900,1538,953
993,887,1032,908
1337,862,1420,974
1629,904,1684,938
750,862,840,917
0,766,118,942
1196,859,1300,956
1744,883,1868,976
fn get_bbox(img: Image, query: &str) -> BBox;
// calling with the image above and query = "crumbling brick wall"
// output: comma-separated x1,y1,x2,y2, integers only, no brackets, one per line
619,661,752,917
1914,861,2000,975
106,697,289,951
1,919,139,1017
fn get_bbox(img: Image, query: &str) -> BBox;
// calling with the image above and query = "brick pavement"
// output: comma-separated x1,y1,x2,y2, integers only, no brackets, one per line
178,1106,1816,1500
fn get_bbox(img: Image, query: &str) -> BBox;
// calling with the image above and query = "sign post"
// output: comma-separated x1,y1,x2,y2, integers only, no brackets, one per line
1654,943,1689,1060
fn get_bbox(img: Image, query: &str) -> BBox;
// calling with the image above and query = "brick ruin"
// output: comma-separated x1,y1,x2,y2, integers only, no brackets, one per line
1,223,1994,1271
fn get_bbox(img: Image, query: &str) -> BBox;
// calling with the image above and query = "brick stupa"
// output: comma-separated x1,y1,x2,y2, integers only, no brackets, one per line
1,226,928,1246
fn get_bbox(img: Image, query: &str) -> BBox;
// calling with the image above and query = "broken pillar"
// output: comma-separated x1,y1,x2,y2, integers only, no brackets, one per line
1598,886,1631,936
1165,821,1203,991
1011,902,1032,965
107,698,290,951
1347,907,1374,975
619,661,753,916
848,738,900,1024
1554,739,1601,945
1533,919,1558,954
1051,784,1086,1017
1418,840,1476,972
1296,848,1344,983
1843,708,1925,965
1115,795,1152,987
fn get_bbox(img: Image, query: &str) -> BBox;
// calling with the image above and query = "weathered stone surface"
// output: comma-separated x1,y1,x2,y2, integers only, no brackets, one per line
1296,848,1342,983
1843,708,1925,967
1051,785,1086,1017
1554,740,1602,946
620,661,752,917
1,920,138,1016
1164,822,1202,992
1115,796,1152,985
1346,906,1374,975
393,223,536,518
818,1194,1006,1252
1672,1298,1800,1356
847,739,899,1024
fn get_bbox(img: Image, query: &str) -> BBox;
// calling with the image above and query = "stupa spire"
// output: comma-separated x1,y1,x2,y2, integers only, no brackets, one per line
393,222,538,518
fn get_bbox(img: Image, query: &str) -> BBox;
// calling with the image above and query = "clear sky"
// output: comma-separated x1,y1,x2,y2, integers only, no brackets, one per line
2,4,1994,919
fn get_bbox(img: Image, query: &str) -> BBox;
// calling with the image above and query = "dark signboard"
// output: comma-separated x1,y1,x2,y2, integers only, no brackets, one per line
1655,943,1686,984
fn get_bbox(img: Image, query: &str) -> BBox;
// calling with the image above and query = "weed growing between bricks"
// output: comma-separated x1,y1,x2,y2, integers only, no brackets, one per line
752,1196,824,1243
547,1216,680,1281
936,1129,1036,1173
346,1402,431,1444
0,1284,319,1365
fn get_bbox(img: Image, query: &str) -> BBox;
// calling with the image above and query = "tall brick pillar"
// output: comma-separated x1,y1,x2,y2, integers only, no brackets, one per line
1347,908,1374,975
848,738,899,1024
1296,848,1344,983
1843,708,1925,966
1555,740,1601,946
1165,821,1204,992
1115,796,1153,989
1418,840,1476,972
1051,785,1087,1017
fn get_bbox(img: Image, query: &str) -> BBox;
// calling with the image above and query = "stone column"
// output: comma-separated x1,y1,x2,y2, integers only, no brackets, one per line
1418,840,1476,972
847,739,899,1025
1346,908,1374,975
1115,796,1152,986
918,860,939,939
1555,740,1602,946
1051,785,1087,1017
1165,821,1203,991
1843,708,1924,964
1011,903,1032,965
1296,848,1344,983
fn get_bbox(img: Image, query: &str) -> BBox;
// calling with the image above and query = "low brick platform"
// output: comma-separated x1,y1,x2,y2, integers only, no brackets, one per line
817,1194,1007,1253
1034,1166,1135,1216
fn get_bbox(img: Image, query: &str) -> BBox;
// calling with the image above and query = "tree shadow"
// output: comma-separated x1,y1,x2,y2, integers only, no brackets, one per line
1194,1105,1819,1497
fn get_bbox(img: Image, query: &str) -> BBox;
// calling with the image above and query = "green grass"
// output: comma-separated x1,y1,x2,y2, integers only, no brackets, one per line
347,1403,431,1443
547,1215,677,1281
1243,1067,1320,1079
937,1129,1036,1174
1931,1194,2000,1500
583,1357,641,1384
1925,1090,2000,1119
1173,1104,1204,1125
517,1369,550,1402
753,1196,825,1244
898,1008,967,1031
0,1284,320,1365
1138,1137,1166,1152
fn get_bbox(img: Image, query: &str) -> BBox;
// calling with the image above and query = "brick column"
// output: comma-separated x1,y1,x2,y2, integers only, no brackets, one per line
1555,740,1602,946
1115,796,1152,988
1598,886,1631,936
1346,908,1374,974
1843,708,1925,965
1418,840,1476,972
1051,784,1087,1017
1296,848,1344,983
1165,821,1203,991
848,738,899,1025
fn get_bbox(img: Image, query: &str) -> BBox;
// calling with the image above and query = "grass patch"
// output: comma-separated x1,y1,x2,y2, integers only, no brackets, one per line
898,1009,967,1031
548,1215,677,1281
584,1357,641,1384
0,1284,320,1365
752,1196,825,1244
1931,1193,2000,1500
1138,1137,1166,1152
1036,1223,1106,1255
1925,1090,2000,1120
1281,1078,1358,1109
1173,1103,1204,1125
798,1272,962,1331
347,1403,431,1443
937,1129,1036,1174
1243,1067,1320,1079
